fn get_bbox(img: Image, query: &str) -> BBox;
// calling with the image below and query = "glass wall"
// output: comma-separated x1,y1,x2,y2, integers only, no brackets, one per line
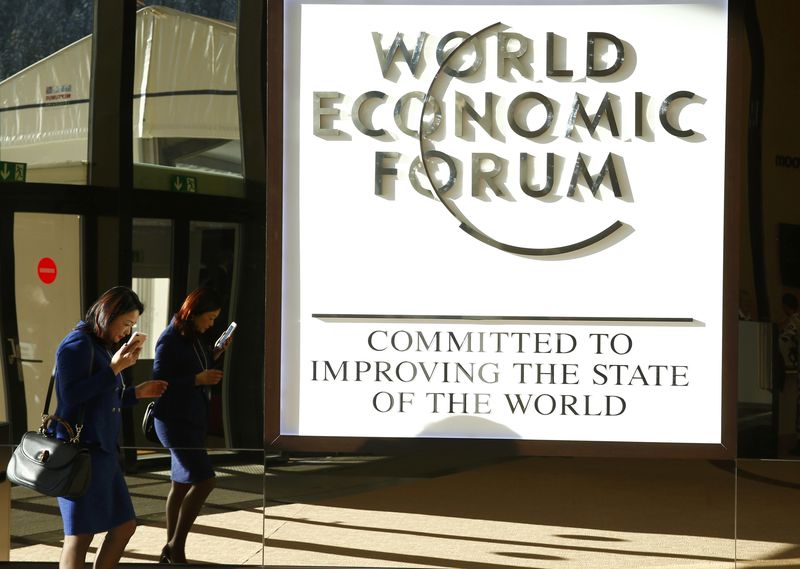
0,0,93,184
0,374,4,427
1,1,799,568
132,0,243,194
13,214,82,434
4,455,800,566
132,218,174,360
190,221,240,449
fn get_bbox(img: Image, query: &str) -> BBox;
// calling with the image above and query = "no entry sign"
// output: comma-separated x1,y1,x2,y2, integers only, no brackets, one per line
37,257,57,284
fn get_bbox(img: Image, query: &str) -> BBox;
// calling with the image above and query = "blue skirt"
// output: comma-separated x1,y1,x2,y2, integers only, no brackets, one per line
57,447,135,535
154,417,214,484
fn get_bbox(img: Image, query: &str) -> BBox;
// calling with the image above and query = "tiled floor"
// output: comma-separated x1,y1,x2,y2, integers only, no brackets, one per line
3,452,800,568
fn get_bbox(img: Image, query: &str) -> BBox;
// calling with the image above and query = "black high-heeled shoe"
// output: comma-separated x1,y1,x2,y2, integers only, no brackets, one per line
159,544,172,564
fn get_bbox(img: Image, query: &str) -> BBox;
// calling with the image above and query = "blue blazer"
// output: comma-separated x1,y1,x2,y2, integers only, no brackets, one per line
151,323,210,430
53,326,137,453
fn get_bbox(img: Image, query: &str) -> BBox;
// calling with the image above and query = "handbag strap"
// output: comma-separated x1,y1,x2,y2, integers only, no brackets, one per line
42,334,94,435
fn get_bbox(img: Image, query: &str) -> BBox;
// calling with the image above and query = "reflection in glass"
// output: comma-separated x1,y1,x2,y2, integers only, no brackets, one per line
130,218,173,449
262,454,737,568
133,2,243,192
737,321,775,458
0,347,6,426
131,277,171,361
0,428,10,561
189,221,239,448
138,0,237,22
132,218,174,361
0,1,93,184
149,286,229,562
6,450,800,566
736,459,800,565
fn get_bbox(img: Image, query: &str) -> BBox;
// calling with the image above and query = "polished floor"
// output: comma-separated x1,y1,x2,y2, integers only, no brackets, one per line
3,451,800,568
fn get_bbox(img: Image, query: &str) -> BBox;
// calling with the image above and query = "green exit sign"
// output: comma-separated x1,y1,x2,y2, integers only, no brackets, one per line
0,160,26,182
170,174,197,193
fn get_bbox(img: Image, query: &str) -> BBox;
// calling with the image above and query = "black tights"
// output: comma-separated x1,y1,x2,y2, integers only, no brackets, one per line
164,477,216,563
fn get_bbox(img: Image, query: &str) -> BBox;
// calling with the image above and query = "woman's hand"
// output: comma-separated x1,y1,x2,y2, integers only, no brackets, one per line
212,336,233,361
195,369,223,386
135,380,168,399
110,341,142,375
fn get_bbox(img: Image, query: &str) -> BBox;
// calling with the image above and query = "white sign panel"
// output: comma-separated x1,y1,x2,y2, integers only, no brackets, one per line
281,0,729,445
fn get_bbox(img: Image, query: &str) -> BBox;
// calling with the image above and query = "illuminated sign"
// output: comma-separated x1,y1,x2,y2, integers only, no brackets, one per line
0,159,26,182
281,0,730,448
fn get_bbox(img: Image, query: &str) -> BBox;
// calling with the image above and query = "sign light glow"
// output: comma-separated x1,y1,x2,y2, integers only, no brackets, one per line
281,0,730,447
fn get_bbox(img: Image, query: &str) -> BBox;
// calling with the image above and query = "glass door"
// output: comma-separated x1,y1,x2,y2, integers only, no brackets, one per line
129,218,173,447
189,221,240,448
0,213,82,442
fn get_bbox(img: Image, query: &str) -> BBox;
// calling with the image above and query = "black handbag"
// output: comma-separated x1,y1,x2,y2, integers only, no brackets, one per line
6,340,93,498
141,401,159,443
6,377,90,498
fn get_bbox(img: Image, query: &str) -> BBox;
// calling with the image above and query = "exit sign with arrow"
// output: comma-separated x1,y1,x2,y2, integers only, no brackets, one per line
170,174,197,193
0,160,26,182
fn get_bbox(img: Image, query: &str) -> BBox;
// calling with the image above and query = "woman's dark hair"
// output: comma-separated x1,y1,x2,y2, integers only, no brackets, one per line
173,287,223,338
79,286,144,344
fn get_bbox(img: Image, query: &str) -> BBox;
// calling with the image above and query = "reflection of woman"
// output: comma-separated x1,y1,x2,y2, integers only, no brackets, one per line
54,286,167,569
152,287,231,564
779,292,799,372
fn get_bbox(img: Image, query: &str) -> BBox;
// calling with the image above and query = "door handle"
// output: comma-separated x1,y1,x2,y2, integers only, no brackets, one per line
7,338,43,381
6,338,18,365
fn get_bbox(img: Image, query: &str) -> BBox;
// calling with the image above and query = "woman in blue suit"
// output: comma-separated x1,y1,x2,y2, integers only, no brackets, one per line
152,287,231,564
54,286,167,569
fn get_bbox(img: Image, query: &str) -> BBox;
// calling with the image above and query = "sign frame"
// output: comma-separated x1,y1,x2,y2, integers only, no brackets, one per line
265,0,744,459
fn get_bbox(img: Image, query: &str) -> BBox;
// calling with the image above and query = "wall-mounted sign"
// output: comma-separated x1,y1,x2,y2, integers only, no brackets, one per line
37,257,57,285
0,159,26,182
170,174,196,193
279,0,732,451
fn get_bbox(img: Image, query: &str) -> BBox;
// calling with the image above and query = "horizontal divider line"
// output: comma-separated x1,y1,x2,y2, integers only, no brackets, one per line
311,314,695,323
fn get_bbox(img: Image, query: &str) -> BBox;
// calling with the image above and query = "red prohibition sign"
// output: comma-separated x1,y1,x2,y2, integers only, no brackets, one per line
37,257,58,285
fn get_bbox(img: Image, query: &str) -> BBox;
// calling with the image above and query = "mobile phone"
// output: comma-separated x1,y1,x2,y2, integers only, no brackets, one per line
214,322,237,350
127,331,147,347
